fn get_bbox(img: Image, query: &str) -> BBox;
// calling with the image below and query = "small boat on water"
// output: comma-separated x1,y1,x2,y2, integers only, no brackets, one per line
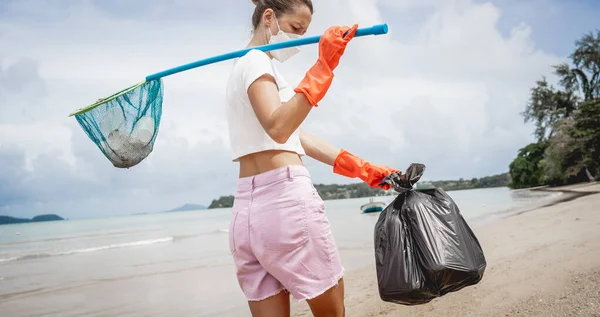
360,198,386,213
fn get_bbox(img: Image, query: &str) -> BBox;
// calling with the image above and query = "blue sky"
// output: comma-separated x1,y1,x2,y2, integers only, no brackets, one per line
0,0,598,219
489,0,599,55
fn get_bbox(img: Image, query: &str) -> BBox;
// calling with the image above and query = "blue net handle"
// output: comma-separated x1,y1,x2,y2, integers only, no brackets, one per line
145,23,389,81
67,23,388,117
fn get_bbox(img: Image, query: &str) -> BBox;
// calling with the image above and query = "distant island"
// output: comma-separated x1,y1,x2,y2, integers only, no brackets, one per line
0,214,65,226
130,203,208,216
206,172,511,209
163,203,207,213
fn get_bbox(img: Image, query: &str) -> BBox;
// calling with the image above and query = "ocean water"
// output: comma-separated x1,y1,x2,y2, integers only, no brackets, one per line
0,187,559,316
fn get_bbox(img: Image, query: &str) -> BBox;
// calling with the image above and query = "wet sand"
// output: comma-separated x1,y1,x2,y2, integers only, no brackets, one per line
291,183,600,316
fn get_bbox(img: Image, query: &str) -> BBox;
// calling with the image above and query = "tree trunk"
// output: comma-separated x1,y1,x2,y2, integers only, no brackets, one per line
585,166,596,182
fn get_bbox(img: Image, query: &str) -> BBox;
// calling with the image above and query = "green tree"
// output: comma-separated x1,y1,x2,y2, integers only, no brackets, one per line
540,29,600,184
541,118,581,185
570,98,600,180
514,29,599,187
554,29,600,101
542,99,599,185
521,78,577,141
208,195,235,209
508,142,548,189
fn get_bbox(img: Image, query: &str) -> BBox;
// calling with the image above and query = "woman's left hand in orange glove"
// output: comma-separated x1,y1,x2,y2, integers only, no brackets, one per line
333,149,400,190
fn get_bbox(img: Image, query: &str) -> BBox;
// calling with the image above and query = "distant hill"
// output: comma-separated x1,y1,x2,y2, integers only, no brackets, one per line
0,214,65,226
206,172,512,208
163,203,207,213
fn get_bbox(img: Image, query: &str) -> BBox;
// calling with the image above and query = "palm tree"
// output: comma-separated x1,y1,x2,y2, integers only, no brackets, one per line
549,30,600,183
553,29,600,102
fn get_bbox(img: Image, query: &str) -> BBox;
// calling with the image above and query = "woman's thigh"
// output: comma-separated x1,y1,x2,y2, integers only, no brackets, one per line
245,278,345,317
307,278,345,317
248,290,291,317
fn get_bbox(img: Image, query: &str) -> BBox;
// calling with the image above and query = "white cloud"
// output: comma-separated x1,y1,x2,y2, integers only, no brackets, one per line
0,0,569,218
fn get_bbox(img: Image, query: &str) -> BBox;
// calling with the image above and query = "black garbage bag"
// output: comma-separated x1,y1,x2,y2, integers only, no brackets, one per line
374,163,487,305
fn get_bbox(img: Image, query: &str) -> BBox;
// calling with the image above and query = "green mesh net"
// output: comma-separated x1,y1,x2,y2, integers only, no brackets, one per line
72,79,163,169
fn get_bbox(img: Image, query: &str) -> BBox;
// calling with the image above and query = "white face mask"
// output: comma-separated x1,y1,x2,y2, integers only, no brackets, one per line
267,16,301,63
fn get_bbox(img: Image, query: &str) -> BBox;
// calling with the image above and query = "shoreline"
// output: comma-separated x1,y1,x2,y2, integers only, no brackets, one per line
466,182,599,226
291,182,600,316
500,182,600,218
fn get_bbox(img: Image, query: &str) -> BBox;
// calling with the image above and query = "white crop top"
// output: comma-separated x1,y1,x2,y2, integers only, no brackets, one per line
225,49,306,162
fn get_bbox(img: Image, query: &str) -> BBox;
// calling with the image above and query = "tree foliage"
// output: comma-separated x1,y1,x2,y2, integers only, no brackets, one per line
509,142,547,189
313,183,389,200
510,29,600,188
431,173,510,191
522,78,576,141
207,173,514,207
208,195,235,209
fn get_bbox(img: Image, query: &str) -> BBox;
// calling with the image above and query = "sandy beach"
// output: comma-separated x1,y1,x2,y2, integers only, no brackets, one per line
1,184,598,317
291,183,600,317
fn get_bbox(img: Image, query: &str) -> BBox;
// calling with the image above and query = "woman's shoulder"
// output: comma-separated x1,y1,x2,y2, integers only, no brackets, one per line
227,49,274,95
229,49,276,87
233,49,273,73
239,49,270,63
228,49,264,76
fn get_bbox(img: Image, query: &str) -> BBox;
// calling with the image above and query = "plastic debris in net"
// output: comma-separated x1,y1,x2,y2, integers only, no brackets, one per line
374,163,487,305
73,79,163,168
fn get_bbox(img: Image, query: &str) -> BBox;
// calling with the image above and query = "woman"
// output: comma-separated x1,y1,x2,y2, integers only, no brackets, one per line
224,1,400,316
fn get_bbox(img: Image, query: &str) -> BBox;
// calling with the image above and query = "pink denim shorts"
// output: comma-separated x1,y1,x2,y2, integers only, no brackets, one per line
228,165,345,302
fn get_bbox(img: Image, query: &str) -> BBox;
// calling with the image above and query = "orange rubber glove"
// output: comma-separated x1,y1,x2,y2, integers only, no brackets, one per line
294,24,359,106
333,149,400,190
320,24,359,70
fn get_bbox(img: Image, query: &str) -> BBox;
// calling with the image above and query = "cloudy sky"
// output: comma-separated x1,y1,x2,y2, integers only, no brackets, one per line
1,0,598,219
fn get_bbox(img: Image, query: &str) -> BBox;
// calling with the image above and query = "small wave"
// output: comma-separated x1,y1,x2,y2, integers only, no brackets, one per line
0,237,173,264
0,229,164,247
171,229,228,242
0,257,19,264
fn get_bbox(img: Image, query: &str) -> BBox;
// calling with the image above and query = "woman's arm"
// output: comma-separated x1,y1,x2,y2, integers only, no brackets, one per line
247,25,359,145
248,75,313,144
299,129,341,166
300,129,400,189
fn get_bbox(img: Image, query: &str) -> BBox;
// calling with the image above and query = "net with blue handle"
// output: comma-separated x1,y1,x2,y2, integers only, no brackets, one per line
69,24,389,168
73,80,163,168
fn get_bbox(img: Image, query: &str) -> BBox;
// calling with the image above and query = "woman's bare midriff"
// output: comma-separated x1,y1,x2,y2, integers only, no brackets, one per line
238,150,304,178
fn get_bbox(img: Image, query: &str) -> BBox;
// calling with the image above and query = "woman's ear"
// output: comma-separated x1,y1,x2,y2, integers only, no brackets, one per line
262,8,274,28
